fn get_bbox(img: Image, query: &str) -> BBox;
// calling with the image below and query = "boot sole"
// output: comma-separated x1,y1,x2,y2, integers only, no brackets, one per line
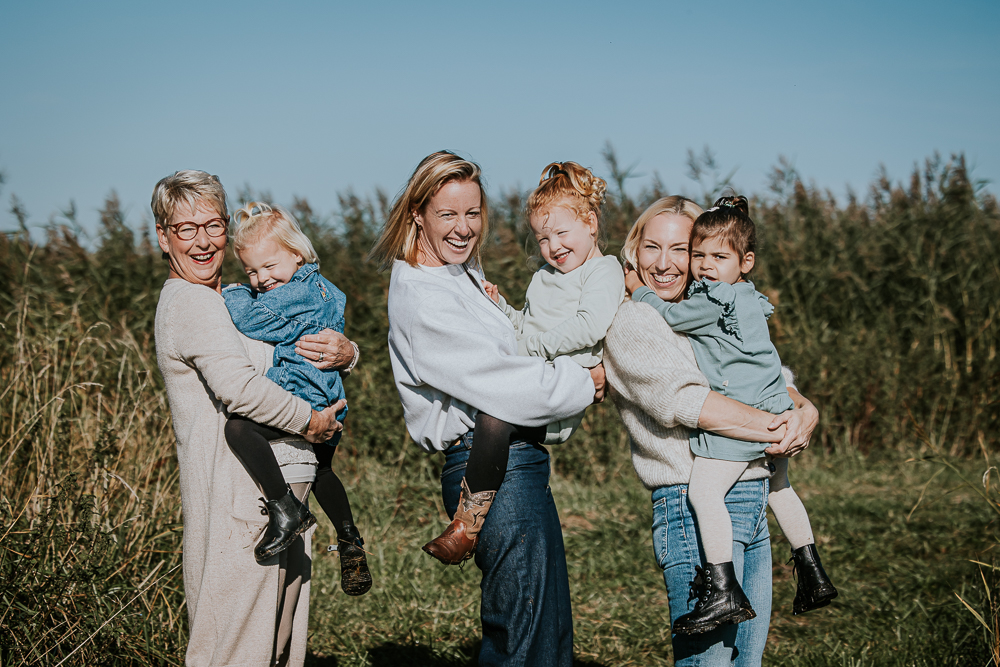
793,588,838,615
254,514,317,563
421,543,474,566
340,547,373,596
673,607,757,635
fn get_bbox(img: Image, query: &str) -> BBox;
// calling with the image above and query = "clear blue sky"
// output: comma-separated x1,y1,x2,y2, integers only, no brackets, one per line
2,0,997,235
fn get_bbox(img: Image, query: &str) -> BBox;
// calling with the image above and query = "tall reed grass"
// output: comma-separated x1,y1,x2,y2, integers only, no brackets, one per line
1,201,185,664
0,153,996,663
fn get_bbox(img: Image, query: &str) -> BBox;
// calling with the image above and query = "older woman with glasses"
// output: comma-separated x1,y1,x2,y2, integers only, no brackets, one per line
152,170,355,667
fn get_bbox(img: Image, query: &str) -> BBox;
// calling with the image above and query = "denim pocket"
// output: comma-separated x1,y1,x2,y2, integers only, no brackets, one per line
441,458,468,481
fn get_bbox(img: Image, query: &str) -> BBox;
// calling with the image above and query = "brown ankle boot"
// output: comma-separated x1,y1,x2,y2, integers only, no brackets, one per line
422,478,495,565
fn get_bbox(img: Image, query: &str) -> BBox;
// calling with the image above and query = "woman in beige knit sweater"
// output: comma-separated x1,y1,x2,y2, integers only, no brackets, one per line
603,196,819,667
152,170,354,667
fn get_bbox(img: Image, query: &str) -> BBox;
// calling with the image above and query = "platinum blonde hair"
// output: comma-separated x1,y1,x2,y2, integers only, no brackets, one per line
231,202,319,265
151,170,229,228
620,195,704,269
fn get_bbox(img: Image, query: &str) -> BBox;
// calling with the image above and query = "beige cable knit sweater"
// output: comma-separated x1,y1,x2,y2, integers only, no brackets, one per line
155,279,314,667
604,300,772,489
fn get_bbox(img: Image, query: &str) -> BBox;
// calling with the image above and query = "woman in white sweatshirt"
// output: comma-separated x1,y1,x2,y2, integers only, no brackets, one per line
603,196,819,667
371,151,604,667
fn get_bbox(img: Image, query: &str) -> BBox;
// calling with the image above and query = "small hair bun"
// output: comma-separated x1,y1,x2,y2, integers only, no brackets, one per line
712,195,749,215
234,201,273,228
539,161,607,211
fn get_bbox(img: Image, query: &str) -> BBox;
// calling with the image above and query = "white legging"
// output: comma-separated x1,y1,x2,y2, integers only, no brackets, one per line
688,456,815,564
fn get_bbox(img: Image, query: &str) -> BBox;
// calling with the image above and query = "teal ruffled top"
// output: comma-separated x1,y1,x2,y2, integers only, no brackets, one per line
633,279,793,461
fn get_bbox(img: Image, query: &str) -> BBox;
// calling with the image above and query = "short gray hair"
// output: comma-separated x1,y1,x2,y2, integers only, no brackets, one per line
151,170,229,228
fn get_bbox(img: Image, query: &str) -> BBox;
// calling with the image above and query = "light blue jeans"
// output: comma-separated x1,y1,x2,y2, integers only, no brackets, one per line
441,431,573,667
651,479,772,667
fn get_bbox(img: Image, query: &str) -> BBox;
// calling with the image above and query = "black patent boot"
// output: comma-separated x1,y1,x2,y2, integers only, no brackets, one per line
335,523,372,596
791,544,838,614
254,486,317,563
672,562,756,635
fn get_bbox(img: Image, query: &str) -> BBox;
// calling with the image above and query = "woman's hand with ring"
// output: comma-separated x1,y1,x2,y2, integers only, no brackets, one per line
296,329,354,370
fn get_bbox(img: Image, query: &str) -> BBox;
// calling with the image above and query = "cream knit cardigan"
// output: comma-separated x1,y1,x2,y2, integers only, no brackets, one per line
604,300,773,489
155,279,314,667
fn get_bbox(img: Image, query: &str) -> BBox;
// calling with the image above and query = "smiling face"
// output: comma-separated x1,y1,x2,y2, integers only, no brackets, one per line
635,212,694,303
691,235,755,284
413,179,483,267
156,199,229,292
529,203,599,274
236,236,304,293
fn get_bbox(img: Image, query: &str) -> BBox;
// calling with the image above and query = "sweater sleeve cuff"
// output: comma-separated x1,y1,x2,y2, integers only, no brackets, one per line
289,399,313,435
674,384,712,430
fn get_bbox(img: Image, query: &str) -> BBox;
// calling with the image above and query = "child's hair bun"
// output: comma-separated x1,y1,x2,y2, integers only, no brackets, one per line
539,161,607,213
711,195,750,216
233,201,272,228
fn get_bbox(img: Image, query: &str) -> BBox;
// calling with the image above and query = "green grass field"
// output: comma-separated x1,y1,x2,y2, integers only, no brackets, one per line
300,446,998,666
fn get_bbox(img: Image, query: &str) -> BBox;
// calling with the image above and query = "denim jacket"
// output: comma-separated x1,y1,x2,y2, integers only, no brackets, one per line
223,263,348,440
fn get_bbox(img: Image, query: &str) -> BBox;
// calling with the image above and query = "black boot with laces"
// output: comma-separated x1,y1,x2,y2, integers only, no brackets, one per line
254,486,317,563
791,544,838,614
672,562,756,635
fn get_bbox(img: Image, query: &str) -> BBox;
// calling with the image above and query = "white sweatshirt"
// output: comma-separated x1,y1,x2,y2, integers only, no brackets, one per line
387,260,596,452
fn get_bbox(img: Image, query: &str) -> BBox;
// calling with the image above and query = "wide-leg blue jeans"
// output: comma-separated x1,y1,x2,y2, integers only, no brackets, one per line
441,431,573,667
651,479,772,667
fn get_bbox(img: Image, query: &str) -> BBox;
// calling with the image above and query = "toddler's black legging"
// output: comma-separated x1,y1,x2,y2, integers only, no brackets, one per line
225,414,355,536
464,412,545,494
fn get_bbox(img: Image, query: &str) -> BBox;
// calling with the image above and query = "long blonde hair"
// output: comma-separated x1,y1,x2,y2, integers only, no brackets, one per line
231,202,319,264
620,196,704,270
369,151,489,271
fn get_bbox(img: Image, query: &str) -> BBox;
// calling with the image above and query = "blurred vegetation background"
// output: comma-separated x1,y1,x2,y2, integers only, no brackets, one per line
0,151,997,665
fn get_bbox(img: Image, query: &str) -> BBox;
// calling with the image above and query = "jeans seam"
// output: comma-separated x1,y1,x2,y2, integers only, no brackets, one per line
750,479,770,543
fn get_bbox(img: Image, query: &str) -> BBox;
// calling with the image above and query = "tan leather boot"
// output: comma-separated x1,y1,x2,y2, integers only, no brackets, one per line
422,478,495,565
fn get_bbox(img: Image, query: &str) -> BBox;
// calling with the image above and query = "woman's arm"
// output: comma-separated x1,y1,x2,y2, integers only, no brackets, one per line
169,286,313,434
696,392,786,443
406,296,595,427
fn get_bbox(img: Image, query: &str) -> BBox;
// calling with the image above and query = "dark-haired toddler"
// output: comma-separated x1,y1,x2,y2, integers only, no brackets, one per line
632,195,837,634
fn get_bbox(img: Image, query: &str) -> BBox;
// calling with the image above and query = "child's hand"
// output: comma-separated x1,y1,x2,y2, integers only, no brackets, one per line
589,363,607,403
482,280,500,304
623,265,644,296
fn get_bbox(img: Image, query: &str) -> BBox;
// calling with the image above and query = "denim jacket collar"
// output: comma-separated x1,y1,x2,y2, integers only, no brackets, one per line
291,263,319,283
